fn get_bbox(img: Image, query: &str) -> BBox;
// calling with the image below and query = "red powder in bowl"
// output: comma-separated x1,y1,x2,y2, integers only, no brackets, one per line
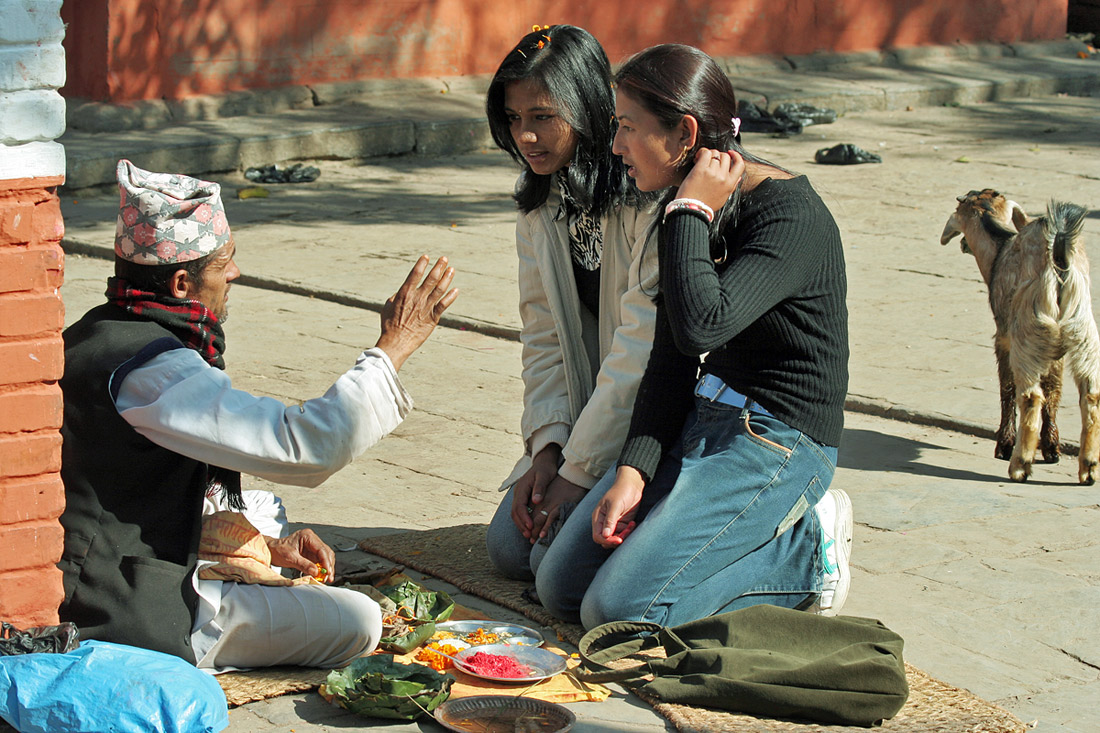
461,651,532,678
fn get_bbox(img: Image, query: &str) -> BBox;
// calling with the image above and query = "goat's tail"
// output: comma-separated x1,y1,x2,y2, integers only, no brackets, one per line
1046,200,1087,275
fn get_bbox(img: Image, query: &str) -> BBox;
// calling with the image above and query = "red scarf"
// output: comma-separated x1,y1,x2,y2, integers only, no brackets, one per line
106,277,226,369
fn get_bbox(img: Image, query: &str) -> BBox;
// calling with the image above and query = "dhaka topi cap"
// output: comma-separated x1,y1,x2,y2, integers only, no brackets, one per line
114,159,230,265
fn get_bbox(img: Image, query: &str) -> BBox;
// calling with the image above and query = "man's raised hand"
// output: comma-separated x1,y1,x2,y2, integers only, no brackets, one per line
375,255,459,370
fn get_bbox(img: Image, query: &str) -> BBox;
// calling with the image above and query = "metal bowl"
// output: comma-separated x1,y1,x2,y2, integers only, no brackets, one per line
434,694,575,733
433,619,544,647
452,644,568,684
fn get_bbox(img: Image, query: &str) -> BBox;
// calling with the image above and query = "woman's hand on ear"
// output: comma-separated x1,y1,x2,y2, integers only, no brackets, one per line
676,148,745,212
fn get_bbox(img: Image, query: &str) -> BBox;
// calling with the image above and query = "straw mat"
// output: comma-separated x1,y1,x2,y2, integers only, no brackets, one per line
217,665,328,707
358,523,1029,733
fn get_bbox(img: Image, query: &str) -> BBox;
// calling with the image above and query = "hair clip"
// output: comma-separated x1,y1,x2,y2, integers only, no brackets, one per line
532,24,549,31
731,116,742,138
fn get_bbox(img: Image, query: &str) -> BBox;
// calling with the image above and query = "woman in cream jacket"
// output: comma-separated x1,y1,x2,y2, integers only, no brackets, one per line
484,25,658,580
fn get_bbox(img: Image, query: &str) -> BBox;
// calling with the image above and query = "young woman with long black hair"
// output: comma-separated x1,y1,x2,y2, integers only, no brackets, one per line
484,26,658,581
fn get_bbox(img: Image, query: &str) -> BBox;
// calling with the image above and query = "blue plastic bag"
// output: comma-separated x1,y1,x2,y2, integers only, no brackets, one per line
0,640,228,732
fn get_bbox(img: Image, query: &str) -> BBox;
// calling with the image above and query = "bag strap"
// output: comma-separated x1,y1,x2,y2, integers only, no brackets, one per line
572,620,664,683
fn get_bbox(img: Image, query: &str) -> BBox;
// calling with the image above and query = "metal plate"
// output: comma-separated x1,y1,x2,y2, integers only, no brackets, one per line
434,694,575,733
451,644,568,684
434,620,544,647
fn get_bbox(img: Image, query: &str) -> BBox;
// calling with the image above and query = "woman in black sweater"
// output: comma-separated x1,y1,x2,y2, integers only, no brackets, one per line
535,44,853,629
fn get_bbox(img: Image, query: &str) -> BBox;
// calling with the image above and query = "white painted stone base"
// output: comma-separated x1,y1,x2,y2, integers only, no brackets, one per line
1,0,65,181
0,140,65,180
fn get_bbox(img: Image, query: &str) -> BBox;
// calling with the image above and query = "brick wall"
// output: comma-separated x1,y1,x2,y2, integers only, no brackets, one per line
0,0,67,629
0,181,66,628
61,0,1070,103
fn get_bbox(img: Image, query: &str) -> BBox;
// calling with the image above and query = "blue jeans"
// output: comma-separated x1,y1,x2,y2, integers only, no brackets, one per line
486,487,539,580
535,398,838,629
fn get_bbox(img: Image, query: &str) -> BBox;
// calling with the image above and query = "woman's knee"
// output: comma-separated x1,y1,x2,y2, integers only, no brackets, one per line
533,548,589,623
486,503,535,580
533,572,581,623
578,581,647,629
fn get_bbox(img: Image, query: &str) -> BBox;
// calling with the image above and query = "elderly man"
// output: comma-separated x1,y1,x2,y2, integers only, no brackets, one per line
58,159,458,672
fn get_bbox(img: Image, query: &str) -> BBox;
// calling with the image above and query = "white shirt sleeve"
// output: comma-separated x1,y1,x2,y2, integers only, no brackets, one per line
114,346,413,487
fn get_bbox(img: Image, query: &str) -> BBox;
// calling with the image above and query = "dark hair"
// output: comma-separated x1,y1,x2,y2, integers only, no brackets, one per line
114,252,212,295
487,25,626,216
615,44,790,248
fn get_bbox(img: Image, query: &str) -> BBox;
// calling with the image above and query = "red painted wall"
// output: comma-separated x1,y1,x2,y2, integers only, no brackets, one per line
61,0,1069,103
0,176,67,630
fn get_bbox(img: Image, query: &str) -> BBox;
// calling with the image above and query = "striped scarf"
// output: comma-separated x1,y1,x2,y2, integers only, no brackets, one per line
106,277,242,509
106,277,226,369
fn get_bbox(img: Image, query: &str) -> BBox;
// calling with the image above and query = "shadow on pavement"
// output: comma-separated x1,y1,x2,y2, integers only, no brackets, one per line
838,427,1007,484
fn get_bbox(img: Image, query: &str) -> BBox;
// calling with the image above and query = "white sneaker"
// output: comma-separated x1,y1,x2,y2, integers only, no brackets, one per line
814,487,853,616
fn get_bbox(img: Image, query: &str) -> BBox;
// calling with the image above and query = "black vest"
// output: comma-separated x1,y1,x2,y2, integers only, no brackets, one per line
59,303,207,661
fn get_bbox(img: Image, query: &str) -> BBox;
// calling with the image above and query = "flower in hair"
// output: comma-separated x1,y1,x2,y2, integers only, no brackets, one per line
529,24,552,49
731,116,742,138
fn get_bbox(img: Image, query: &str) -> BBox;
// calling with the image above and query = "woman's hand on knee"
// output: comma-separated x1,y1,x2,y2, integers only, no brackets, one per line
530,476,587,543
511,444,562,537
592,466,645,548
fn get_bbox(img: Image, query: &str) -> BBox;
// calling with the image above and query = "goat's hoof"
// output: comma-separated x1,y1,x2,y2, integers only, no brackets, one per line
1078,462,1097,485
1008,459,1031,482
1041,448,1061,464
994,443,1014,461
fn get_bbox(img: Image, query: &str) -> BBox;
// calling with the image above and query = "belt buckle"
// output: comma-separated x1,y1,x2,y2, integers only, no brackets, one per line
696,374,727,402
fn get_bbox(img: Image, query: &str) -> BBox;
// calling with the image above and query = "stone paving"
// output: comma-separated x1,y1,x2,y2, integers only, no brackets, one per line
50,41,1100,732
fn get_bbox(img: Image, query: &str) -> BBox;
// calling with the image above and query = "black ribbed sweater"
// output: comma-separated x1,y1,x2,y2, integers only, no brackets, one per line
619,175,849,480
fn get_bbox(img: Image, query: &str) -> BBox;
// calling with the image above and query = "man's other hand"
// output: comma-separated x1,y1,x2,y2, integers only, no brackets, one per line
375,255,459,370
266,529,336,582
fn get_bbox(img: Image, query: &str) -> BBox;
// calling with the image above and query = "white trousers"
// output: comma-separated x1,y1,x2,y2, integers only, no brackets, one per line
192,490,381,673
194,582,381,672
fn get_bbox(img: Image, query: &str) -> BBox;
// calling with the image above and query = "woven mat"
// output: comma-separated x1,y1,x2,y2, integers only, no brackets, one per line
218,666,329,706
359,523,1029,733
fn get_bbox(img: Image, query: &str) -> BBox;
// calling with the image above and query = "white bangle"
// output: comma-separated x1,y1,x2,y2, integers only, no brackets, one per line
664,198,714,224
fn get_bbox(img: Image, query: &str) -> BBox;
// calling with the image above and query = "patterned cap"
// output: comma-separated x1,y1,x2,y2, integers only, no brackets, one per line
114,159,231,265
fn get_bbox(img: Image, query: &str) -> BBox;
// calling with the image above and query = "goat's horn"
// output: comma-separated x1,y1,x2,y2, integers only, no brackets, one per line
1008,200,1029,231
956,195,967,202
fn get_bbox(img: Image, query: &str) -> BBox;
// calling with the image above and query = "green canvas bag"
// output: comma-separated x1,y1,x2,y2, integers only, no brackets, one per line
573,604,908,727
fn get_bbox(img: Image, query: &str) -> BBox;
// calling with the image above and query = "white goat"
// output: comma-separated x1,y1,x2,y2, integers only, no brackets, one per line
941,189,1100,484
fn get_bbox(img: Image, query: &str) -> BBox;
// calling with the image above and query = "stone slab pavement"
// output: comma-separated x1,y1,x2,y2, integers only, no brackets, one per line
58,39,1100,190
51,46,1100,733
